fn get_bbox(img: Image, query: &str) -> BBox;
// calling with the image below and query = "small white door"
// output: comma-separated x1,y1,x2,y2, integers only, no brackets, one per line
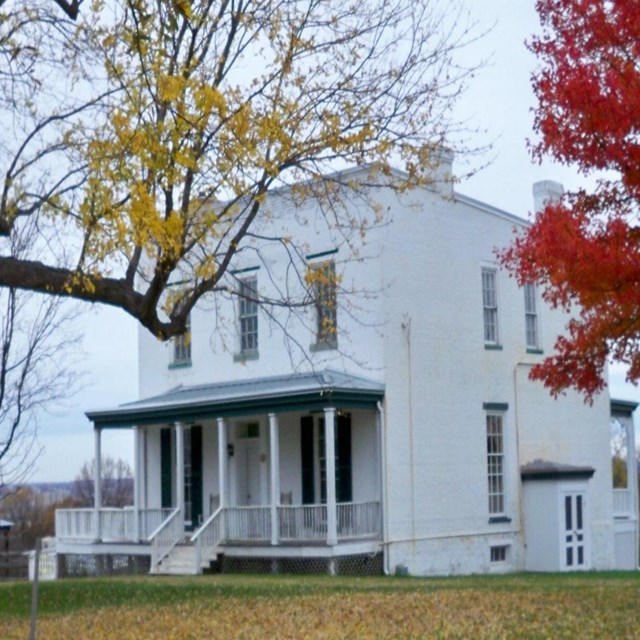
236,439,261,506
561,491,589,570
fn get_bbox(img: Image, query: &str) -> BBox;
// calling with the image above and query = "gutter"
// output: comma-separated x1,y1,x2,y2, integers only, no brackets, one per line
377,400,390,575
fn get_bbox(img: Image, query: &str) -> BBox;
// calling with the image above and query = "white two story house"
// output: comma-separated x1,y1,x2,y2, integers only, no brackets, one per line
55,160,638,576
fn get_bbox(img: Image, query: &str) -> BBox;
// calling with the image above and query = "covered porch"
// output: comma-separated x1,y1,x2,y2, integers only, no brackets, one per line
56,369,385,575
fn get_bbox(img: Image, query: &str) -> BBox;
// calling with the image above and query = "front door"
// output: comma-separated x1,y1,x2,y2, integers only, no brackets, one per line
184,425,203,530
236,438,261,505
300,413,352,504
159,426,203,529
562,491,588,569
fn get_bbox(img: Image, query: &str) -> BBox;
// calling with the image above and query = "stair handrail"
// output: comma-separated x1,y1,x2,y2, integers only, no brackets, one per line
190,507,224,574
148,508,182,573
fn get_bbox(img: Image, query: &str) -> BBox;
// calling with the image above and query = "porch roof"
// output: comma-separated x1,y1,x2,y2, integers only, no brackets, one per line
86,368,385,428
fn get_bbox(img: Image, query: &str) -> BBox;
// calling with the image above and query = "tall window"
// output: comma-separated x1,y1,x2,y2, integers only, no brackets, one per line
486,414,505,515
482,268,499,345
238,276,258,353
311,260,337,345
524,283,539,349
173,314,191,364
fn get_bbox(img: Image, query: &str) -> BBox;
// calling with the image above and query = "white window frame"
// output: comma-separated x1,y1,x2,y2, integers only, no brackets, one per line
486,412,506,517
238,276,258,354
490,544,508,563
173,314,191,364
310,260,337,346
524,283,540,350
482,268,499,345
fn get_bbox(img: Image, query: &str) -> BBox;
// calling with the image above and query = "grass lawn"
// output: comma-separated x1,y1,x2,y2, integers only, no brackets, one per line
1,572,639,639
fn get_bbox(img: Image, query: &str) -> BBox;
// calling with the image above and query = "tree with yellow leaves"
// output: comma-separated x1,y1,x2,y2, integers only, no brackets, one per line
0,0,477,339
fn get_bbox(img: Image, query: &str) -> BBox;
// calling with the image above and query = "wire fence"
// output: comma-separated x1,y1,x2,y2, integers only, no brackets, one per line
50,551,383,578
57,553,151,578
0,552,29,580
221,553,383,576
12,535,383,580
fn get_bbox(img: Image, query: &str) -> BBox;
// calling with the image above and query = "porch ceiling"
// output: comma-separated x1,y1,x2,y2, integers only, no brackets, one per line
86,368,384,428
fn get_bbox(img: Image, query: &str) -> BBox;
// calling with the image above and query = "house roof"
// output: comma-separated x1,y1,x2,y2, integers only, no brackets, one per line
610,398,639,417
520,460,596,482
0,519,13,530
86,368,385,428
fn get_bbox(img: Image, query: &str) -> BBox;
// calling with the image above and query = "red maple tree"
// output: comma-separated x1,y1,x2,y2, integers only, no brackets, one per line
501,0,640,401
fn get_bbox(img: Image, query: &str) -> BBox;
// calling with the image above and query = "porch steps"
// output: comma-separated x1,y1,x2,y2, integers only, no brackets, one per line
157,544,199,576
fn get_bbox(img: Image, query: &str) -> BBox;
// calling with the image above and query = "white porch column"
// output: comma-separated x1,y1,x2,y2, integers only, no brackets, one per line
133,426,141,541
625,418,638,514
175,423,185,528
94,427,102,540
269,413,280,545
217,418,227,509
217,418,227,541
324,407,338,546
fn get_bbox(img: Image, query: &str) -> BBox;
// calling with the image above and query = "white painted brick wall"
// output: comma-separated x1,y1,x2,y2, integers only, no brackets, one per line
136,171,616,575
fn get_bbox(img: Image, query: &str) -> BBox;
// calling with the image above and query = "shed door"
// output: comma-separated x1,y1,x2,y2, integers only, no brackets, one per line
562,491,588,570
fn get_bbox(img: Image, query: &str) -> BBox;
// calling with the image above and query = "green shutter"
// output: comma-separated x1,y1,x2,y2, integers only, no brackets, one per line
336,414,352,503
160,428,172,509
300,416,314,504
191,425,203,526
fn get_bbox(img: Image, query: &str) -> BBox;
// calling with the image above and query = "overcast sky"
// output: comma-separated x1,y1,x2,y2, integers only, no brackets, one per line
30,0,640,482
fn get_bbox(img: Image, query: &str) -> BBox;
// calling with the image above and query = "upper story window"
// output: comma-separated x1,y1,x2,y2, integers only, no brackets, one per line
524,283,540,350
482,268,499,346
310,260,337,348
486,413,505,516
238,276,258,355
173,313,191,366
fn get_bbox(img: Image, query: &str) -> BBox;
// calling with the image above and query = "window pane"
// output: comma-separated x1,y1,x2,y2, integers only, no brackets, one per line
311,261,337,343
524,283,539,348
173,314,191,363
238,277,258,352
482,269,498,343
576,495,583,530
486,414,505,515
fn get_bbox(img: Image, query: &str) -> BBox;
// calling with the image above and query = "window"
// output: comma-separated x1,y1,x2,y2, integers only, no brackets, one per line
482,268,499,345
490,545,508,563
524,283,539,349
238,276,258,354
173,314,191,364
237,422,259,439
310,260,337,346
486,414,505,515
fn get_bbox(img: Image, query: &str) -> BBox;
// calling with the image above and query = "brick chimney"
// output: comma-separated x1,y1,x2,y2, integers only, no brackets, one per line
532,180,564,213
431,148,454,197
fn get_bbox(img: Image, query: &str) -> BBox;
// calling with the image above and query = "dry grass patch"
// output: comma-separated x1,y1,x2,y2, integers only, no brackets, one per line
1,573,639,639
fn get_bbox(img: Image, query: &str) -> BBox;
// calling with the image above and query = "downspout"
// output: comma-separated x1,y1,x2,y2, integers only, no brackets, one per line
402,316,416,572
513,364,525,557
377,400,390,575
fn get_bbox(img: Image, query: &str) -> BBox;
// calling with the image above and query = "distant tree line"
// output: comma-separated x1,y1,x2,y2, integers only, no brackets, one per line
0,456,132,551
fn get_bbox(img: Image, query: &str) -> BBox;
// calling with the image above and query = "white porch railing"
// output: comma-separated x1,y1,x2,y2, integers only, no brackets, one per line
191,507,224,573
278,505,328,542
337,501,381,539
613,488,635,518
99,508,134,541
139,508,175,538
149,508,182,573
57,501,382,550
225,506,271,542
56,508,175,542
55,509,94,540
